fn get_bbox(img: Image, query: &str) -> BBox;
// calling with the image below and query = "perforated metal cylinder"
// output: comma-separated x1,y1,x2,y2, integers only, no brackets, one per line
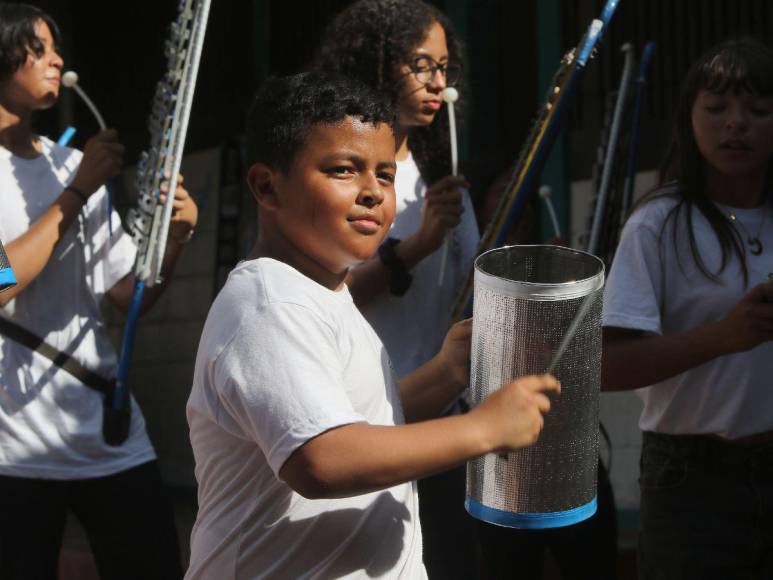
465,245,604,529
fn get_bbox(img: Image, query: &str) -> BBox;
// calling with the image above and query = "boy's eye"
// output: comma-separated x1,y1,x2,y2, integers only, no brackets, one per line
377,171,396,184
704,104,725,114
326,166,354,176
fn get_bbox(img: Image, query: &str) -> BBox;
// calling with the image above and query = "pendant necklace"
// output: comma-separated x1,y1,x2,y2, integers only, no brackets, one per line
727,208,767,256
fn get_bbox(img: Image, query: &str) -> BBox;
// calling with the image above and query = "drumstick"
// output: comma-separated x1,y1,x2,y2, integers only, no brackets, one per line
62,71,107,130
546,293,595,374
62,70,114,235
539,185,562,240
438,86,459,287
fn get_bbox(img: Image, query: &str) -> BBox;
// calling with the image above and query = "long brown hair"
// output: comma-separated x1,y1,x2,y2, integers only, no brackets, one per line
649,37,773,285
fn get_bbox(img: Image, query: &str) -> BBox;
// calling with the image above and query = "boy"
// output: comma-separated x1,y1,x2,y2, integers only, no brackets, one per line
186,72,559,579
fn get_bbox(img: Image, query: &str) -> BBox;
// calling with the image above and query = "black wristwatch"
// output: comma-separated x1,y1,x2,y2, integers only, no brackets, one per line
378,237,413,296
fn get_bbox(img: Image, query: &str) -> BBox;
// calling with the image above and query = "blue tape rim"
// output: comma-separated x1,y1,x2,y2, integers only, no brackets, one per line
0,267,17,289
465,495,597,529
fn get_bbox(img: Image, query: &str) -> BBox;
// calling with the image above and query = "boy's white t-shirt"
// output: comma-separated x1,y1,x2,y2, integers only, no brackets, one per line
0,137,156,479
186,258,425,579
361,153,479,378
603,195,773,439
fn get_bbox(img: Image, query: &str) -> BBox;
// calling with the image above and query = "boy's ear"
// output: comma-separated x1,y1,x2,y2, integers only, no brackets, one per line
247,162,281,211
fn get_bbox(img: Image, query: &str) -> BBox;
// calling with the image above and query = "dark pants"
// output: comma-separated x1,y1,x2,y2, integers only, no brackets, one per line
476,460,618,580
419,464,479,579
0,460,182,580
639,431,773,580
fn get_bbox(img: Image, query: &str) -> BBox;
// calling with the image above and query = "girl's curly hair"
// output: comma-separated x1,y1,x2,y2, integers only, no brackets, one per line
313,0,465,185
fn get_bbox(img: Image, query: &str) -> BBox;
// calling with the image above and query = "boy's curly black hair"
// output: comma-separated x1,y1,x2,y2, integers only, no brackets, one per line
0,3,60,81
313,0,465,185
245,71,396,171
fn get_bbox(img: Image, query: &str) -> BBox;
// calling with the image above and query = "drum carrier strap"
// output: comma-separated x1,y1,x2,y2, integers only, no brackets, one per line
0,316,114,395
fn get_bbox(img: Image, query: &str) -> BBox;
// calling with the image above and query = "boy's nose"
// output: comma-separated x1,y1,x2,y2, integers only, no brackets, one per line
357,178,384,208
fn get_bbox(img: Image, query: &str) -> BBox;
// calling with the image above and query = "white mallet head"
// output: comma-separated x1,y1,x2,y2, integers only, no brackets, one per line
62,71,79,88
539,185,552,199
442,87,459,104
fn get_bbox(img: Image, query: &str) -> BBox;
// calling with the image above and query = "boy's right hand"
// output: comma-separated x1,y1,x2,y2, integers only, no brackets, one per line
472,374,561,452
70,129,125,197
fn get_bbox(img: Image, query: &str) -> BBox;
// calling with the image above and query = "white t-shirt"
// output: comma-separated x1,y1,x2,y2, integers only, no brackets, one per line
603,193,773,439
0,137,155,479
361,153,479,378
186,258,425,580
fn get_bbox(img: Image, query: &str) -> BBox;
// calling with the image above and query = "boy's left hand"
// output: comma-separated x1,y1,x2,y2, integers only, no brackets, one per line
439,318,472,388
160,173,198,245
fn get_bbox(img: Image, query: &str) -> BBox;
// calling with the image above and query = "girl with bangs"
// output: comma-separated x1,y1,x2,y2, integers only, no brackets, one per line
602,38,773,577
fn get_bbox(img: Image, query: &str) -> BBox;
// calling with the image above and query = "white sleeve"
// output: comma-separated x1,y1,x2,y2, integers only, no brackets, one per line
214,302,367,477
602,217,664,335
86,185,137,293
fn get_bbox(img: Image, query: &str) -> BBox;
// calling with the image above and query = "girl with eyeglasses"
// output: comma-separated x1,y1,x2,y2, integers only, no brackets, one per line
603,38,773,577
315,1,479,577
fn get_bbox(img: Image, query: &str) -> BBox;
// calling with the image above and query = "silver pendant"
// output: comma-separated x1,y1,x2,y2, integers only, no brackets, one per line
748,237,763,256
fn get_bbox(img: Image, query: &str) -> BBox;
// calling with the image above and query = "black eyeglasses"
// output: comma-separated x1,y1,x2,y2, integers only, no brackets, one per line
406,55,461,87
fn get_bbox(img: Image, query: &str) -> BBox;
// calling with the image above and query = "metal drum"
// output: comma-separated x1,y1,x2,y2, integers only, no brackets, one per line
465,245,605,529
